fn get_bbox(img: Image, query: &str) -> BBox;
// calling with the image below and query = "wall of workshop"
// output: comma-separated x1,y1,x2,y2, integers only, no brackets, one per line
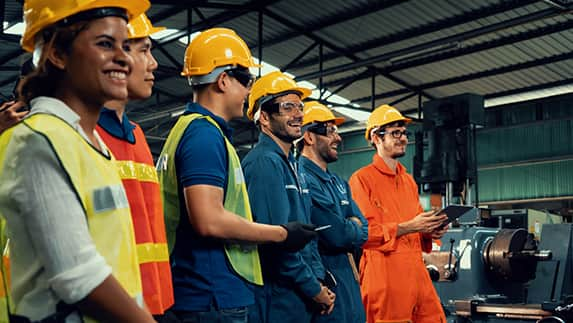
329,93,573,204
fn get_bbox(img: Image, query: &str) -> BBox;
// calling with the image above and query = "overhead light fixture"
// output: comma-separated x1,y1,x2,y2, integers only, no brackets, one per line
484,84,573,108
3,22,25,35
150,28,179,40
331,107,371,123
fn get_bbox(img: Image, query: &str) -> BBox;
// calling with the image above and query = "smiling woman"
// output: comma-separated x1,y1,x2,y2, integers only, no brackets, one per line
19,10,134,123
0,1,156,323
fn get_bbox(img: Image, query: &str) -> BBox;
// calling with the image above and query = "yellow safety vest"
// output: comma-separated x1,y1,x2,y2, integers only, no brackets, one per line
0,217,9,323
0,113,143,321
157,113,263,285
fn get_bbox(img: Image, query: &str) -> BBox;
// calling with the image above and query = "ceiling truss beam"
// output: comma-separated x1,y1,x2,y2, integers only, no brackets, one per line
352,51,573,104
288,0,540,71
296,6,570,81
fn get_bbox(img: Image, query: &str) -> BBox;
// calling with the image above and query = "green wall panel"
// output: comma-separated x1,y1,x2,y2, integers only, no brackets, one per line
478,160,573,202
339,131,369,150
477,119,573,165
329,151,371,181
332,94,573,202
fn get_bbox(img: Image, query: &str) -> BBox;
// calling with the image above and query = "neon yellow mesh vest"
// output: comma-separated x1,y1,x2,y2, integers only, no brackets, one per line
157,113,263,286
0,114,143,320
0,217,9,323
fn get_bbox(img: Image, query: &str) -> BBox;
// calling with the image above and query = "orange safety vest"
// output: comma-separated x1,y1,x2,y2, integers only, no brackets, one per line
97,123,173,315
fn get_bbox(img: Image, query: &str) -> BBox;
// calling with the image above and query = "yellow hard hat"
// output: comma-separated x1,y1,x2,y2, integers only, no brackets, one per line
181,28,260,77
22,0,150,52
247,71,312,121
302,101,345,126
127,13,165,39
365,104,411,140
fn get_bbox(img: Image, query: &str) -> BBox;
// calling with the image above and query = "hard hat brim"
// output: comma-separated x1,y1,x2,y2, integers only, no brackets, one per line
295,87,312,100
364,116,412,141
22,0,149,52
332,116,345,125
313,116,345,125
129,25,166,39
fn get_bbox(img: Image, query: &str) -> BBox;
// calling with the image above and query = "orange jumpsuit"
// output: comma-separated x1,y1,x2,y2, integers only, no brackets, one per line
348,154,445,323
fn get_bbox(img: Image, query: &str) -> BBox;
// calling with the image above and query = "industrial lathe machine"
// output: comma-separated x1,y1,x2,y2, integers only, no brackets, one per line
424,209,572,322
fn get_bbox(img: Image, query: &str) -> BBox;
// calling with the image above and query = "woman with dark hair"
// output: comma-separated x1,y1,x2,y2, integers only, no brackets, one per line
0,1,155,322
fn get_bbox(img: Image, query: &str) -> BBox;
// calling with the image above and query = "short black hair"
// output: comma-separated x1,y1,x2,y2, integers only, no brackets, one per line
260,98,279,115
192,82,210,93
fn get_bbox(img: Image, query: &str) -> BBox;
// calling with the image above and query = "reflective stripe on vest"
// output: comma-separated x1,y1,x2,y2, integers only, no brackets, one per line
18,114,143,314
137,242,169,264
97,123,174,314
157,113,263,286
116,160,159,183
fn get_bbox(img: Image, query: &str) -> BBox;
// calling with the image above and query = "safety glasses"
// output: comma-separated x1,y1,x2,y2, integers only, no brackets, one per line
225,68,255,89
273,101,304,115
377,129,411,139
307,123,339,137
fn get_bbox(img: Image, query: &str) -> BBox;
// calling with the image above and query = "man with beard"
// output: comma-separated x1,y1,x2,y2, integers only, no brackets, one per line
349,104,448,323
297,102,368,323
242,72,336,323
157,30,316,322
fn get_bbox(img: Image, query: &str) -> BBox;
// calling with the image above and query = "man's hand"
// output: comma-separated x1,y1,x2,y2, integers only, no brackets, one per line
312,285,336,315
277,222,317,252
348,216,363,227
0,101,28,134
398,210,447,236
428,226,448,240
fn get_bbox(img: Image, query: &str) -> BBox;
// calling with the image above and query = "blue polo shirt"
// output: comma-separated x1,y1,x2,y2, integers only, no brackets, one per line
97,107,136,143
242,133,324,322
170,102,252,311
299,156,368,323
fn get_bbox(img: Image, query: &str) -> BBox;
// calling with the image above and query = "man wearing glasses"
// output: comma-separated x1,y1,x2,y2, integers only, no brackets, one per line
349,104,447,323
297,102,368,323
242,72,336,323
157,29,316,323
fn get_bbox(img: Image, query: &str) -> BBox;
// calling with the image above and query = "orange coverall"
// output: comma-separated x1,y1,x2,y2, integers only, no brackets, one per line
349,154,445,323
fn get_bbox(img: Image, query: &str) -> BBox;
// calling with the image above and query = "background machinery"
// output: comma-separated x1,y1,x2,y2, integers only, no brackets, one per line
416,94,572,322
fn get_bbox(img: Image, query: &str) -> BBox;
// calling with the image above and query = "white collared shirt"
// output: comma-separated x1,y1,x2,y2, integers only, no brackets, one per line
29,96,110,157
0,96,112,322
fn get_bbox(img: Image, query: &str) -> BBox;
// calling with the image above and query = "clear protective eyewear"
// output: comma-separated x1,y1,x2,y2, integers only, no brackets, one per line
308,123,339,137
377,129,411,139
272,101,304,116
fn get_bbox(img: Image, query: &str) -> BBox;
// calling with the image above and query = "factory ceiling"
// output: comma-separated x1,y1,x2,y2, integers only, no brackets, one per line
1,0,573,155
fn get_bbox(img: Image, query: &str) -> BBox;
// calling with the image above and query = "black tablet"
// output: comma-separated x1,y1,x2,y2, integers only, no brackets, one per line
437,204,475,224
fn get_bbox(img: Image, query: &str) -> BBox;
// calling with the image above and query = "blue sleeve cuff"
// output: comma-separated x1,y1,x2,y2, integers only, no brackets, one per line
181,175,225,188
354,220,369,248
299,276,322,299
